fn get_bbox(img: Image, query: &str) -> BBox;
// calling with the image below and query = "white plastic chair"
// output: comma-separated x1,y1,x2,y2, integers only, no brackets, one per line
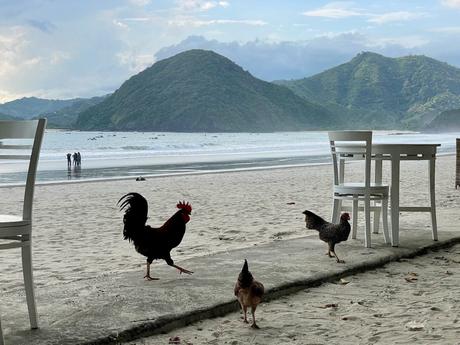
0,119,46,343
329,131,390,248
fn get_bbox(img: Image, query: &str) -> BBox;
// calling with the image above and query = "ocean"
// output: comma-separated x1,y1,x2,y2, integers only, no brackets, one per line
1,130,459,184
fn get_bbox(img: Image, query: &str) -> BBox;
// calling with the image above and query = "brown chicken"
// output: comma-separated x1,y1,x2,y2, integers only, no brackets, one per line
118,192,193,280
303,210,351,263
234,259,264,329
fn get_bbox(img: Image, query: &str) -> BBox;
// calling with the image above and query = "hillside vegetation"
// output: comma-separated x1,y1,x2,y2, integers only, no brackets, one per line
277,52,460,129
76,50,337,132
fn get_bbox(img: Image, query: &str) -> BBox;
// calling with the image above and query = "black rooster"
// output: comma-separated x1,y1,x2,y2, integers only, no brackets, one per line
303,210,351,263
118,192,193,280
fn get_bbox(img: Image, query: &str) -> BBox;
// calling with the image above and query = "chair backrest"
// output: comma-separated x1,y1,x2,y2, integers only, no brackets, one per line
328,131,372,190
0,119,47,220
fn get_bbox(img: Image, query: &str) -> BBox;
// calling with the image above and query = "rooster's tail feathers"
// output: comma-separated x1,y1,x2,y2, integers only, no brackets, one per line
302,210,327,230
118,192,149,241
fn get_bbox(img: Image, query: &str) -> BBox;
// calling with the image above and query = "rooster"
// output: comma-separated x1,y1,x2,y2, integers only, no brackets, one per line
118,192,193,280
234,260,264,329
303,210,351,263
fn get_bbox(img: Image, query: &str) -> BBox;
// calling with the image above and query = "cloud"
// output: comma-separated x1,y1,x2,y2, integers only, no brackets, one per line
368,11,427,24
441,0,460,8
302,2,363,19
431,26,460,33
303,3,426,25
117,51,155,72
176,0,230,11
154,34,460,82
128,0,151,6
168,18,266,27
113,19,129,29
369,35,429,49
50,51,71,64
26,19,56,33
0,27,28,77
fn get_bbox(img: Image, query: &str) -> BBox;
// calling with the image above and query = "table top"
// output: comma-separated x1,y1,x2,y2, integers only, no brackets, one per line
372,143,440,156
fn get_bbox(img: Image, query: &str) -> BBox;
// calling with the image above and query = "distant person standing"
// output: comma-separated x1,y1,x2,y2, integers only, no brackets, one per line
72,152,78,166
77,152,81,166
66,153,71,167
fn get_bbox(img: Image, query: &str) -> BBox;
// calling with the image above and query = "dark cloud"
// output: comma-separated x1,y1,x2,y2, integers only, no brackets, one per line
155,35,460,81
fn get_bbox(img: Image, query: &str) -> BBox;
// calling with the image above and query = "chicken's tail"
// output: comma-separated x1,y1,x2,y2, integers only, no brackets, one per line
238,259,254,289
302,210,327,230
118,192,149,241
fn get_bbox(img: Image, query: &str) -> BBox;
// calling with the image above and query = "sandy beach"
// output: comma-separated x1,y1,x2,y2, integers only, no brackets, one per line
126,244,460,345
0,155,459,294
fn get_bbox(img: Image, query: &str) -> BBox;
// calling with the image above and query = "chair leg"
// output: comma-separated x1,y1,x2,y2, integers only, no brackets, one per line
373,201,381,234
381,197,390,244
332,198,341,223
0,313,4,345
22,243,38,329
364,197,371,248
429,159,438,241
352,198,358,239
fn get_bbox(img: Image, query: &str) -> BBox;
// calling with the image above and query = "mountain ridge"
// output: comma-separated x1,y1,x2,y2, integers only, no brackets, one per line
276,52,460,129
75,49,338,132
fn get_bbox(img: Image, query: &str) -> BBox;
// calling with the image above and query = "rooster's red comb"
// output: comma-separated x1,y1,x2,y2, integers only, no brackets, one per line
177,201,192,214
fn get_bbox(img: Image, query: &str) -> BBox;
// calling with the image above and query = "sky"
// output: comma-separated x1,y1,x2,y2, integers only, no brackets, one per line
1,0,460,103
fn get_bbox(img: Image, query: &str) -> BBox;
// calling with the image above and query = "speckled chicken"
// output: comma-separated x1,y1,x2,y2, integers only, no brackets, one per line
234,259,264,329
303,210,351,263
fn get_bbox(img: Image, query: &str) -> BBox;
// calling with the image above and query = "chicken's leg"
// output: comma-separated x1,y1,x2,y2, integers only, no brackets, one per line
332,252,345,264
144,261,160,280
251,305,259,329
241,304,248,323
329,243,345,263
171,264,194,275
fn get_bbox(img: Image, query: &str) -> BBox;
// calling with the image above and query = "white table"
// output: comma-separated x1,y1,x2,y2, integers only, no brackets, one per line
372,144,440,246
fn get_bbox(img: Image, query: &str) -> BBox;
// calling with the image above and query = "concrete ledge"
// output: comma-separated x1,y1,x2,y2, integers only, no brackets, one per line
2,229,460,345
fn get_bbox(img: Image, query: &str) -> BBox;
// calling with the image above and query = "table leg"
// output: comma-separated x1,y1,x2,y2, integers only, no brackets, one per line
391,155,400,246
429,157,438,241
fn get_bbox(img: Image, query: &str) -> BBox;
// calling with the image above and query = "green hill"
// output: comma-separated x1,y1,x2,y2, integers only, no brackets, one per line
0,112,19,120
37,95,108,128
277,52,460,129
76,49,338,132
427,109,460,131
0,97,77,119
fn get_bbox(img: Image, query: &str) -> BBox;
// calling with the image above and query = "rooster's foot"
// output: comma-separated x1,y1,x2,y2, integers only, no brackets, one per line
325,252,333,258
336,259,345,264
251,323,260,329
144,275,160,281
243,319,249,324
178,268,194,275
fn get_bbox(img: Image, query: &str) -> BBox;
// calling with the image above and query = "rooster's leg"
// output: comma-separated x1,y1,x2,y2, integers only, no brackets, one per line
144,261,160,280
250,305,259,329
171,264,194,275
329,244,345,263
332,252,345,264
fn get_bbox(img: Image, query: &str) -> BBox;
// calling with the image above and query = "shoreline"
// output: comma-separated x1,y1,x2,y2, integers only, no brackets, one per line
0,151,456,188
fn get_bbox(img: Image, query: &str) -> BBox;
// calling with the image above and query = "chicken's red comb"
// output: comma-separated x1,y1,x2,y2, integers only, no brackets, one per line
177,201,192,213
